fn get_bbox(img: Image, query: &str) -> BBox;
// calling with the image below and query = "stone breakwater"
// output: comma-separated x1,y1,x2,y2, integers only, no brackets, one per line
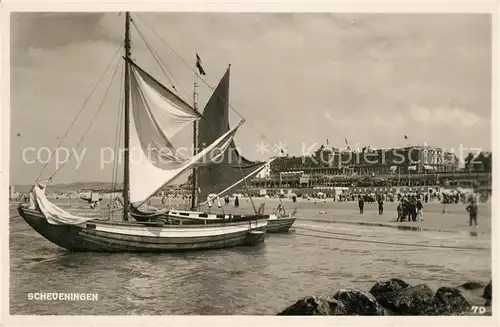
278,279,492,316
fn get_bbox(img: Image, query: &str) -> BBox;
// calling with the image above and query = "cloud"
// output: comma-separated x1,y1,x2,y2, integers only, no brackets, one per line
410,104,484,127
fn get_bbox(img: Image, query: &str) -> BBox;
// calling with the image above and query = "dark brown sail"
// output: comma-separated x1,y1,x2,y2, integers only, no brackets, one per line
197,66,263,201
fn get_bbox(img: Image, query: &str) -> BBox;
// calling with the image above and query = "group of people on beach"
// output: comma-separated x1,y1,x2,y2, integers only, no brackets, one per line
356,192,479,227
357,193,424,222
396,197,424,222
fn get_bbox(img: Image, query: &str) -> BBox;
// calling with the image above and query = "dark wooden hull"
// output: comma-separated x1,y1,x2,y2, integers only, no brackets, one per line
18,205,267,253
267,217,296,233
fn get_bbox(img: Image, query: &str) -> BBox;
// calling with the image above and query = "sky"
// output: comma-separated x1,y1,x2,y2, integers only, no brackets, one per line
10,12,492,185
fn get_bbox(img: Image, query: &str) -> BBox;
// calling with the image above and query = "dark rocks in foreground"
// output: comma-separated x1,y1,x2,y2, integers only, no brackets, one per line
277,296,347,315
483,281,492,306
433,287,471,314
369,278,411,311
389,284,435,315
278,278,492,316
333,289,385,315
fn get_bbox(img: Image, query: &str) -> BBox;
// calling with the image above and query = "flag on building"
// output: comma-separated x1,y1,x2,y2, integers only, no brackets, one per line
404,135,408,140
196,53,206,75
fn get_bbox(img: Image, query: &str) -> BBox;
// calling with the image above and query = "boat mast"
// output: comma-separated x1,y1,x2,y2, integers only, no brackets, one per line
190,72,199,210
122,12,131,221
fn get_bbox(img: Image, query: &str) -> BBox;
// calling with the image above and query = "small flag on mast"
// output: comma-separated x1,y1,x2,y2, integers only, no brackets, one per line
344,138,349,146
404,135,408,140
196,53,206,76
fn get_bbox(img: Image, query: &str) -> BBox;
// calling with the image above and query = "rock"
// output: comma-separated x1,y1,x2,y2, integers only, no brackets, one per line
277,296,347,315
369,278,410,309
333,288,385,315
483,281,492,306
482,281,492,300
390,284,435,315
434,287,471,314
370,278,410,295
327,298,349,315
460,281,484,290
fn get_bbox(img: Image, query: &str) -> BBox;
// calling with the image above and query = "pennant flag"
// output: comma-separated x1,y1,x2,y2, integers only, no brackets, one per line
196,53,206,76
404,135,408,140
344,138,349,146
326,138,329,146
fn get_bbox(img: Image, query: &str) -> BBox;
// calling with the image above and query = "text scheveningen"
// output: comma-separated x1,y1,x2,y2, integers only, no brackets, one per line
28,292,98,301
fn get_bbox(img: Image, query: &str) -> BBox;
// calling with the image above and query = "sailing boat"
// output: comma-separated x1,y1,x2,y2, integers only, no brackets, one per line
17,12,268,252
131,61,297,233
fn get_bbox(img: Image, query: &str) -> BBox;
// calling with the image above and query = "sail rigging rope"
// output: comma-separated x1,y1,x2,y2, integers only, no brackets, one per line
130,18,191,102
133,17,233,175
133,14,284,152
48,59,123,180
111,67,124,193
34,44,124,184
132,16,225,143
109,62,125,219
237,165,257,214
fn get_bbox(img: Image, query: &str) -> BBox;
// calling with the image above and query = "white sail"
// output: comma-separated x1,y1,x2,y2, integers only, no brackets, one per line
129,63,202,166
31,183,96,225
129,63,244,203
131,63,201,140
129,120,242,204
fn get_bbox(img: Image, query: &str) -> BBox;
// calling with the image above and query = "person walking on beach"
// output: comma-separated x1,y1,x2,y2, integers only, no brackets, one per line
397,200,403,222
416,199,424,221
234,196,240,208
358,195,364,214
408,198,417,222
378,198,384,215
466,197,478,226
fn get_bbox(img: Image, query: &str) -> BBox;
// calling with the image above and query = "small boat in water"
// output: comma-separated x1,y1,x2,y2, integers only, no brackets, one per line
18,12,268,252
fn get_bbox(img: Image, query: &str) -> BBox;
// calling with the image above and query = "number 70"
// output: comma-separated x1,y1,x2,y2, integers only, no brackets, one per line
471,306,487,314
